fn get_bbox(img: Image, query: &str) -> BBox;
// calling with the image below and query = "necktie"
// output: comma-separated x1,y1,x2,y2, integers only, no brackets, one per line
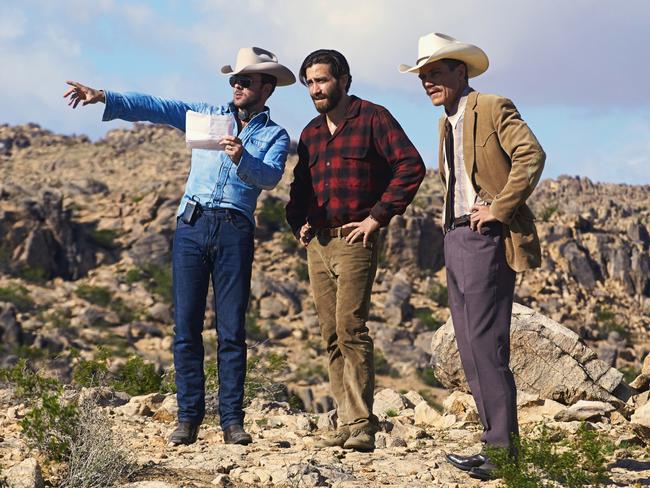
444,119,455,230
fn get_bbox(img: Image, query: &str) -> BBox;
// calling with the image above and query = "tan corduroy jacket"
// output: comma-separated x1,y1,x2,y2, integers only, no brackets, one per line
438,91,546,272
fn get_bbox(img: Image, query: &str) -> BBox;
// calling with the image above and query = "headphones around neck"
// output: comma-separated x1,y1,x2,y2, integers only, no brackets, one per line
238,108,258,122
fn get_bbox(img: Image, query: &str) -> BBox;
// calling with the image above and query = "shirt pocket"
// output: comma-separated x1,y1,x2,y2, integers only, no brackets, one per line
340,145,370,189
247,137,270,159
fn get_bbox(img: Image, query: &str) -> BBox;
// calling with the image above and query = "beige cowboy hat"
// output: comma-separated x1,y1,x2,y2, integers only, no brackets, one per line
221,47,296,86
399,33,489,78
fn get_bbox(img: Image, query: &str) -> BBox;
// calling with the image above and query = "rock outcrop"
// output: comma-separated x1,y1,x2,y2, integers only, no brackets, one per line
431,303,630,404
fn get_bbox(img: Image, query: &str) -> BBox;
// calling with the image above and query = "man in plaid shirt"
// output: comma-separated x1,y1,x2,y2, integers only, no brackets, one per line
286,49,425,451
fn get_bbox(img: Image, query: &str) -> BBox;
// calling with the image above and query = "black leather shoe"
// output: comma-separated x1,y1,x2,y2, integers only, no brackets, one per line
445,452,488,472
223,424,252,445
469,462,498,481
169,421,200,445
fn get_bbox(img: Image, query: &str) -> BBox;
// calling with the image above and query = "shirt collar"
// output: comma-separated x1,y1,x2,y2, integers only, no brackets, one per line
446,87,473,128
227,102,271,127
313,95,361,128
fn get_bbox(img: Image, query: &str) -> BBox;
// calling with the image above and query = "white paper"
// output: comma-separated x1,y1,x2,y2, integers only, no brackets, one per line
185,111,235,150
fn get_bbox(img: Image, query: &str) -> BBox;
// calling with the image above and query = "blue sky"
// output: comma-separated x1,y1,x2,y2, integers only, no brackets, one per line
1,0,649,183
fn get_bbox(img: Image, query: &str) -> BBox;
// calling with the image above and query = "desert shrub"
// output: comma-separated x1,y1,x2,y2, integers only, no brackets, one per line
619,366,639,384
280,233,298,252
540,203,559,222
111,355,161,396
61,398,134,488
0,359,59,398
257,197,289,233
89,228,119,248
417,367,442,388
294,261,309,281
72,351,110,388
487,423,613,488
428,281,448,308
414,308,444,331
20,391,78,462
374,349,400,378
246,309,267,342
385,408,399,417
594,306,629,341
124,263,173,304
75,285,112,307
294,361,327,383
0,284,34,312
0,360,78,462
244,352,288,406
160,366,177,394
110,297,139,324
17,265,48,284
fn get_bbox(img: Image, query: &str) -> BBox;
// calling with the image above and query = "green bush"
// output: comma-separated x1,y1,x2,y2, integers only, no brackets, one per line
414,308,444,331
385,408,399,417
294,261,309,281
594,306,629,341
487,423,613,488
244,352,288,406
20,391,78,462
374,349,400,378
540,203,559,222
246,309,267,342
17,265,48,284
0,284,34,312
160,366,177,394
75,284,112,307
0,360,78,462
90,228,120,248
0,359,59,398
428,281,448,308
257,198,289,233
124,262,173,303
111,355,162,396
72,357,110,388
417,367,442,388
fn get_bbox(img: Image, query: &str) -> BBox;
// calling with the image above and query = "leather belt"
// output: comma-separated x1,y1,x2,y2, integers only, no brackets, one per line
316,226,353,238
446,214,471,232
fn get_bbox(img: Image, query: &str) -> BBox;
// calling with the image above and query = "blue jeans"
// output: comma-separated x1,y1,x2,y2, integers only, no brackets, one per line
172,208,254,429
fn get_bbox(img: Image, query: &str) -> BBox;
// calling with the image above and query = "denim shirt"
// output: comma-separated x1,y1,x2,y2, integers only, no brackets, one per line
102,91,290,224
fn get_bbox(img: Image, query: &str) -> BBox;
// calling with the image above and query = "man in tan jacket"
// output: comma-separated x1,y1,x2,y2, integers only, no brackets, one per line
400,33,545,480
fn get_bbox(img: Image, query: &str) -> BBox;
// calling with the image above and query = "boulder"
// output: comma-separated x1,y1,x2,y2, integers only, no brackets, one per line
553,400,616,422
372,388,412,416
5,458,44,488
431,303,627,404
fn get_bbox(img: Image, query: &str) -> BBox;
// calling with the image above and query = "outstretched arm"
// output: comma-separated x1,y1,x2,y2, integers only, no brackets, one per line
63,80,210,132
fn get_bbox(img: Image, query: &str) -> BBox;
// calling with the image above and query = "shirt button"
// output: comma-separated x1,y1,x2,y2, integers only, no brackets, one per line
326,161,331,166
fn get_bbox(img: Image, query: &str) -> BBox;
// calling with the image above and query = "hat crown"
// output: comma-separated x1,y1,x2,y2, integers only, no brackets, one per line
234,47,278,71
417,33,458,62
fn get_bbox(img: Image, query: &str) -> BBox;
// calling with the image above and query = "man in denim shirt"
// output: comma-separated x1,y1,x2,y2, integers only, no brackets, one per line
64,47,295,445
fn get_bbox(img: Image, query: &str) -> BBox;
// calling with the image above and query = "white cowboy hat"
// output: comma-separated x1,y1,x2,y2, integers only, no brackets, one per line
221,47,296,86
399,33,489,78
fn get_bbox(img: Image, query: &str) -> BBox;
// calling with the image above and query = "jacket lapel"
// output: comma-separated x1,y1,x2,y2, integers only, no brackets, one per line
463,91,478,190
438,116,446,186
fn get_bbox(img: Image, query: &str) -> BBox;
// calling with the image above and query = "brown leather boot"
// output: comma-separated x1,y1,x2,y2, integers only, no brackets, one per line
169,422,200,445
223,424,252,445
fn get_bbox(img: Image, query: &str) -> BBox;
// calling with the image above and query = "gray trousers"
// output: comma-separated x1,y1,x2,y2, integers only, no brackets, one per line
444,221,517,448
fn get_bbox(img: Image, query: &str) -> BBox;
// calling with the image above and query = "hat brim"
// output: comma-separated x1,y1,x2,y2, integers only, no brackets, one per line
399,43,489,78
221,62,296,86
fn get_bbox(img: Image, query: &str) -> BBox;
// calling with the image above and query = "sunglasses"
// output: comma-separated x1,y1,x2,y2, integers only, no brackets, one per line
229,75,254,89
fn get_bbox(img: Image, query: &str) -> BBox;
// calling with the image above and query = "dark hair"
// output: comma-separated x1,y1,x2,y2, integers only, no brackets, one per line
260,73,277,96
299,49,352,92
441,58,468,83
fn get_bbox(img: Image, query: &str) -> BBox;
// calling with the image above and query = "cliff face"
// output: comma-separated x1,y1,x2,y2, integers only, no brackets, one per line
0,122,648,377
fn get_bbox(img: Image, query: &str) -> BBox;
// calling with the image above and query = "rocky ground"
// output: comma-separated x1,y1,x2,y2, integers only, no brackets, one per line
0,122,649,487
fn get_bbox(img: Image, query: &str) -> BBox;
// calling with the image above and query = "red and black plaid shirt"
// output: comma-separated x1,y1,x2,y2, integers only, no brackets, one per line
286,96,425,233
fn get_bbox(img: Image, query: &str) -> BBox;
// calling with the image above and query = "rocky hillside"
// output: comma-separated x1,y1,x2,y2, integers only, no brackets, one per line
0,122,649,487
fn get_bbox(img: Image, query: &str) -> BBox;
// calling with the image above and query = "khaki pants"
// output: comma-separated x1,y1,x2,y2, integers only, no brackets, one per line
307,234,380,433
